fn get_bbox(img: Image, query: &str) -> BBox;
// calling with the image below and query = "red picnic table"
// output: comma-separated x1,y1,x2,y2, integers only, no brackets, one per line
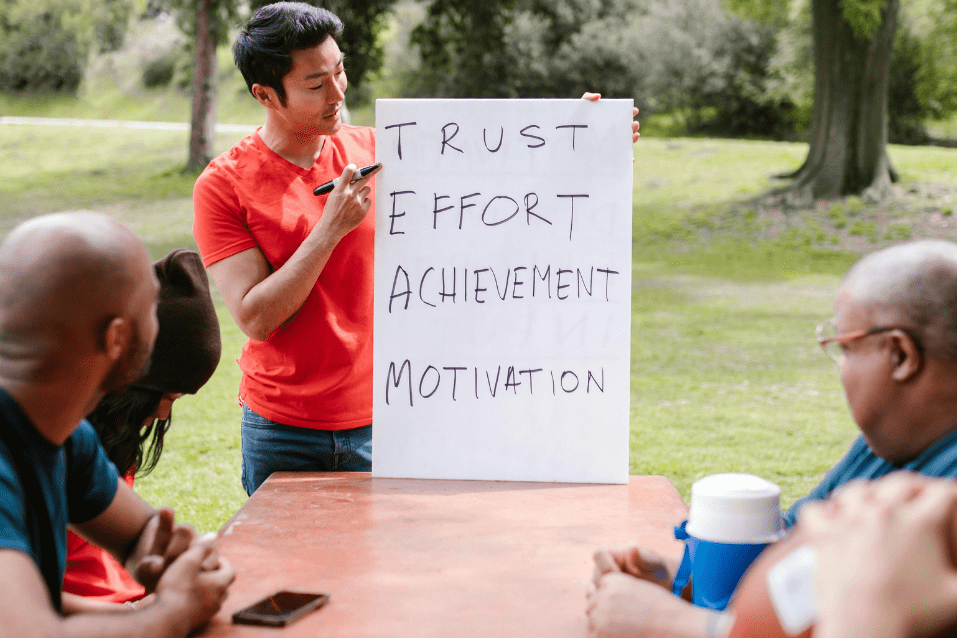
195,472,688,638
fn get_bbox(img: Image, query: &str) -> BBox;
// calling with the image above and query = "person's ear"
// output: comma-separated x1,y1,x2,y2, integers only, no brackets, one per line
251,83,277,108
102,316,131,363
889,329,921,381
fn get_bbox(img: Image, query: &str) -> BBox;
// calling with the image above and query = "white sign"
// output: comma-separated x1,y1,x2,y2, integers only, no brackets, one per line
372,99,633,483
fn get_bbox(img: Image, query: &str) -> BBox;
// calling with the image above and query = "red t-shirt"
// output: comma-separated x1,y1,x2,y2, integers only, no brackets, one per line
62,474,145,603
192,126,376,430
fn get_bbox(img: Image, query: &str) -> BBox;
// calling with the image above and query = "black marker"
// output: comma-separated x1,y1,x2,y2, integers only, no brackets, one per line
313,163,381,196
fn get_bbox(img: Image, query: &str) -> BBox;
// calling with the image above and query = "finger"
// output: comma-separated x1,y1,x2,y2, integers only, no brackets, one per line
360,163,382,181
170,541,215,583
829,478,873,511
581,92,601,101
633,107,639,116
200,549,221,572
593,549,621,577
149,507,175,555
357,184,373,200
204,556,236,588
796,499,834,536
194,534,221,572
336,164,358,190
133,555,166,590
163,524,196,564
908,479,957,529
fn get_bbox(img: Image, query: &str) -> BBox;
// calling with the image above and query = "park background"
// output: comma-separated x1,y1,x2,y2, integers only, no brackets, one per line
1,0,956,531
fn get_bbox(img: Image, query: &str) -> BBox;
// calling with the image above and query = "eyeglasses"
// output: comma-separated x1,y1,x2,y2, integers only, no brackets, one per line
815,319,924,361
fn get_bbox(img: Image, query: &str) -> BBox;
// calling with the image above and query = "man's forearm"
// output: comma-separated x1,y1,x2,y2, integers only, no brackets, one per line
220,214,350,342
51,598,192,638
241,228,340,339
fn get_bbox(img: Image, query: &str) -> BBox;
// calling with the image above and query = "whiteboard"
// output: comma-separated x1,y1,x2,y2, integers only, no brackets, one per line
372,98,633,483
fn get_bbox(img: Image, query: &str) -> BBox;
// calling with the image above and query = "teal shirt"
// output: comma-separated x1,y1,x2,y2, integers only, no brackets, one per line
784,428,957,527
0,389,119,611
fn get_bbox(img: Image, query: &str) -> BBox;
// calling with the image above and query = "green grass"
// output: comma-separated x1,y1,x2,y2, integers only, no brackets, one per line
3,108,957,530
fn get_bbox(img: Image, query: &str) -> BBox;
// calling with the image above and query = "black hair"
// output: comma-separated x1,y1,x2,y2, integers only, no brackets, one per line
233,1,343,106
87,387,171,478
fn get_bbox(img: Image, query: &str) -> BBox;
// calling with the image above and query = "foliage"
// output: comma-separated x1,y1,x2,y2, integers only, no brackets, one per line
149,0,235,43
407,0,798,137
247,0,398,103
888,20,931,143
841,0,889,40
503,0,647,99
148,0,241,92
407,0,518,97
723,0,790,27
914,0,957,122
0,0,138,92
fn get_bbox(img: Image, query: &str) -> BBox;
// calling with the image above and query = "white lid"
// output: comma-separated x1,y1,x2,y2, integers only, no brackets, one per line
685,473,783,544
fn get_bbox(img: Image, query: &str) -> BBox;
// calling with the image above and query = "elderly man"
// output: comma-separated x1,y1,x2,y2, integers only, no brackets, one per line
587,239,957,638
0,212,234,637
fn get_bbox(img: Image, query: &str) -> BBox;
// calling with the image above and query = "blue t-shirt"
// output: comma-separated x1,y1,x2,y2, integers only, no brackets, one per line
783,428,957,527
0,388,119,611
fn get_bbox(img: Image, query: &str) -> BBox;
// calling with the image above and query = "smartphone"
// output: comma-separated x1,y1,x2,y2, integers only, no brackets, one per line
232,590,330,627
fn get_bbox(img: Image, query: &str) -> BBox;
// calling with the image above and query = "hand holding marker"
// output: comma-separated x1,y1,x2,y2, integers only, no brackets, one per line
313,163,382,196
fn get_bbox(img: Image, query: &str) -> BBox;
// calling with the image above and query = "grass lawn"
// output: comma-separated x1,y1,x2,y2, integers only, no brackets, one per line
2,116,957,532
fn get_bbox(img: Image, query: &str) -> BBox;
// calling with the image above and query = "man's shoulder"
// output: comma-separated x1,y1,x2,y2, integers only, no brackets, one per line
908,427,957,476
196,132,263,183
0,424,28,547
63,421,103,461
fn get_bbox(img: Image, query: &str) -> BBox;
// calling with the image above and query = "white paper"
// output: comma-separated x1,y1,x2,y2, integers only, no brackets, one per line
372,99,633,483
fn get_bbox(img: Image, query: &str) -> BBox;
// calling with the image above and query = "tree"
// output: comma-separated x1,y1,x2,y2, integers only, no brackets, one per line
409,0,517,98
158,0,238,172
782,0,900,203
186,0,218,172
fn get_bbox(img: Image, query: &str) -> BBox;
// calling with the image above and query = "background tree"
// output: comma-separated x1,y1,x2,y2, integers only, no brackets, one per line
408,0,517,98
781,0,900,203
151,0,239,171
186,0,222,172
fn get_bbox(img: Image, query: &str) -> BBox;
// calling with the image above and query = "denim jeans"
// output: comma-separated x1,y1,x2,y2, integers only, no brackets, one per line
240,403,372,496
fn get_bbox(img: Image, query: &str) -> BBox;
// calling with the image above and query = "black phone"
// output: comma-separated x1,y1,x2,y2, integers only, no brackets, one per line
232,590,330,627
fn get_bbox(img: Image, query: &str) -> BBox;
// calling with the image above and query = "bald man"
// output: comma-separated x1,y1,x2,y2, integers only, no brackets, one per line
0,212,234,637
586,240,957,638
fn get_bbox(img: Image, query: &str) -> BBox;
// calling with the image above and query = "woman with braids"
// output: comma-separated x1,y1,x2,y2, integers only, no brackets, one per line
61,248,222,614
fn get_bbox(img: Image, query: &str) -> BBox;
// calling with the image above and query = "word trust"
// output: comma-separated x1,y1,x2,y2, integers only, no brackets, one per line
383,121,590,160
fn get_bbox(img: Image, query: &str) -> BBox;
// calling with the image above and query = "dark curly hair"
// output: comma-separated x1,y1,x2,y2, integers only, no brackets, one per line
87,386,171,478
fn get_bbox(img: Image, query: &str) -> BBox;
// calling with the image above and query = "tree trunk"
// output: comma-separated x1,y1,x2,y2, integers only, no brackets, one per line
186,0,217,173
784,0,899,205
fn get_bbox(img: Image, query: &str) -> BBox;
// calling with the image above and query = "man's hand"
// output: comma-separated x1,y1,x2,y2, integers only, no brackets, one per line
581,92,640,143
592,545,676,590
152,536,236,635
801,474,957,638
315,163,381,242
126,507,197,592
586,572,716,638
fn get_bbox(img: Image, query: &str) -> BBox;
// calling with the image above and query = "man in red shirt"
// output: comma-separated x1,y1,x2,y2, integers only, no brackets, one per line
193,2,380,495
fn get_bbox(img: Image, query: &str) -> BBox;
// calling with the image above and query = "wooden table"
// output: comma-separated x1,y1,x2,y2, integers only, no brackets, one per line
196,472,688,637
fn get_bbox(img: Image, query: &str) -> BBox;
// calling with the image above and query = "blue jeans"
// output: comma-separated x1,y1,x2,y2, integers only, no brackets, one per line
240,403,372,496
